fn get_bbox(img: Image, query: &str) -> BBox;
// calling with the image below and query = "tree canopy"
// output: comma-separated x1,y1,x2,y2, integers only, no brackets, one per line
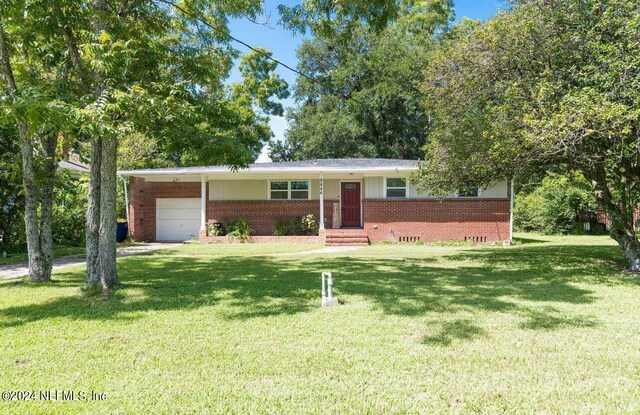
414,0,640,267
0,0,290,287
270,4,452,161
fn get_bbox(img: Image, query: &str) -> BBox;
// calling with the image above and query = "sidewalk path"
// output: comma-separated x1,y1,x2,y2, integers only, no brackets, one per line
0,243,182,280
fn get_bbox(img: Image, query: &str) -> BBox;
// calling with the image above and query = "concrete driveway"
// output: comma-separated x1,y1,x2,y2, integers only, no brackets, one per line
0,243,182,280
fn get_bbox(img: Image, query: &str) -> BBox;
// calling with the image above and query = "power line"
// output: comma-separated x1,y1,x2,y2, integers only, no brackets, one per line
155,0,373,113
155,0,315,83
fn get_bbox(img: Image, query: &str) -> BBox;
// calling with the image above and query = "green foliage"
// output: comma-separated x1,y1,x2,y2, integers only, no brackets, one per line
278,0,453,39
226,218,251,241
514,173,598,235
295,214,318,236
0,127,87,251
52,172,88,246
513,192,546,234
2,0,289,173
415,0,640,195
274,219,292,236
0,126,24,251
414,0,640,262
207,222,224,237
232,48,290,117
270,7,451,161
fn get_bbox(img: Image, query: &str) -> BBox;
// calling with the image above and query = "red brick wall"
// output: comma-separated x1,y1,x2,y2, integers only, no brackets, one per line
206,200,336,235
363,198,510,242
129,178,200,241
129,178,510,242
129,178,335,240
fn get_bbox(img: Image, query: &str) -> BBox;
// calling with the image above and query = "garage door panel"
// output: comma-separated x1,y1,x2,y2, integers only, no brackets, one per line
156,198,201,241
156,198,200,209
156,208,200,220
156,220,200,241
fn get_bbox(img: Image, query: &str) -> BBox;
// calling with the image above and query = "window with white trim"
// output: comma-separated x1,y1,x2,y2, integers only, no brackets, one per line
386,178,407,198
270,180,309,200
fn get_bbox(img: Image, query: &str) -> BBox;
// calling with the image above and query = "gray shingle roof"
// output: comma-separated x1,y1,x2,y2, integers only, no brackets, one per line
250,158,419,169
118,158,420,176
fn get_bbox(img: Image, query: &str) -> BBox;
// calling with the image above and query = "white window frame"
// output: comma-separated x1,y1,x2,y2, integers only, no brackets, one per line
268,179,311,200
384,176,408,198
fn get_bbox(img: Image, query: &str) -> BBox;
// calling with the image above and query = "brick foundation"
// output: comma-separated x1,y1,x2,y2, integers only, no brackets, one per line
129,178,510,243
199,230,323,244
206,200,336,236
363,198,510,242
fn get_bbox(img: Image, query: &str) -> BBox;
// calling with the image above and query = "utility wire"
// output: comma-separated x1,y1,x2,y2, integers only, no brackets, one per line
155,0,315,83
155,0,373,113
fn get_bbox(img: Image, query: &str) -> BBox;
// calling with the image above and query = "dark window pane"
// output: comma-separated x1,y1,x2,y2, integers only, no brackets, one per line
386,178,406,188
291,180,309,190
291,190,308,200
387,189,406,198
270,191,288,199
270,181,288,190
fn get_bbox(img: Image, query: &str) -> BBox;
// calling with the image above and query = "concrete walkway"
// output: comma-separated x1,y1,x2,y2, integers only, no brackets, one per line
0,243,182,280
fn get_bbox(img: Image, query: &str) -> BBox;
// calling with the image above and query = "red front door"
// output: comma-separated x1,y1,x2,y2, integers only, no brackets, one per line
341,182,361,227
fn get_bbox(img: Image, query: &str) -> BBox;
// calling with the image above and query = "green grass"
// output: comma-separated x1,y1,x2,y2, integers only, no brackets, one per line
1,234,640,414
153,242,324,256
0,246,85,266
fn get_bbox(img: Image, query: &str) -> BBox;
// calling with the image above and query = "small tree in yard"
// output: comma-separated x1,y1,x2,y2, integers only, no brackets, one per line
0,8,71,282
414,0,640,269
2,0,287,291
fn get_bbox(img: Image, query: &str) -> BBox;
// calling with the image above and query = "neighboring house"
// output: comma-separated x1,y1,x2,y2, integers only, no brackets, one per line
118,158,511,244
59,159,89,179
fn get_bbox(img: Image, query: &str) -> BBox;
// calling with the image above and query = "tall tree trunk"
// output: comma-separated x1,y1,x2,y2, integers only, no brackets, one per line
603,200,640,271
38,132,59,281
19,134,46,281
609,223,640,271
85,0,119,291
98,136,118,288
86,135,102,288
1,22,54,282
589,168,640,270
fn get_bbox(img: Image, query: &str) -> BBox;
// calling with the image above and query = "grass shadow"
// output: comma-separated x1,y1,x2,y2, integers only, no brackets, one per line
0,242,628,344
513,236,549,245
422,319,486,346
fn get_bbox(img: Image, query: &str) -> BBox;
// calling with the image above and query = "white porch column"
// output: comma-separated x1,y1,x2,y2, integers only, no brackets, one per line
319,174,325,230
200,175,207,230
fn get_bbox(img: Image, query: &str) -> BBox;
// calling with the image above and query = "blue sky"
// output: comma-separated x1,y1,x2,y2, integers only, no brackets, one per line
226,0,503,161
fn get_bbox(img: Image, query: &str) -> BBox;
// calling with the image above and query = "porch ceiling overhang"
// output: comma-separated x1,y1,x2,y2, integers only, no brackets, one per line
118,159,419,181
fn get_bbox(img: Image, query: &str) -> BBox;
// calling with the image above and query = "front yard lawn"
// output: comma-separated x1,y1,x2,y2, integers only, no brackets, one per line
1,234,639,414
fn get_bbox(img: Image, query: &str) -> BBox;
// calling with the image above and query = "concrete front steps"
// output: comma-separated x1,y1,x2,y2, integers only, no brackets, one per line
325,231,370,246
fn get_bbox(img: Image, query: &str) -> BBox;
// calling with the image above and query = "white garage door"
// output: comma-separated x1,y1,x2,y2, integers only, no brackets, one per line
156,198,201,241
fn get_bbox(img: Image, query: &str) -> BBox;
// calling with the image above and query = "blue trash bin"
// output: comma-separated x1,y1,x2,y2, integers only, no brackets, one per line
116,222,128,243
